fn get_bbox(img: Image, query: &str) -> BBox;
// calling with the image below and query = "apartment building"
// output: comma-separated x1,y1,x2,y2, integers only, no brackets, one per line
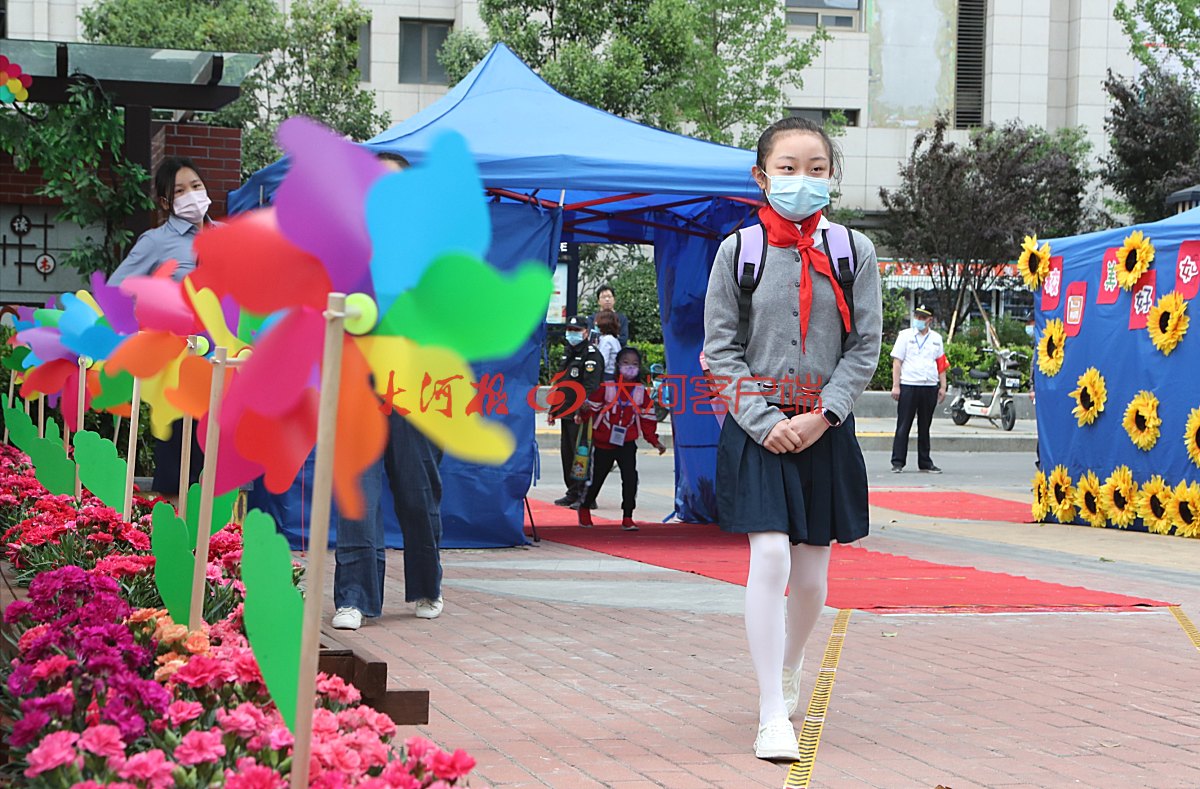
4,0,1140,214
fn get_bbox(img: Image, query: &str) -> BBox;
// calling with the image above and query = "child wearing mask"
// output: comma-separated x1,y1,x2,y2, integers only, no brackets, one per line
576,347,667,530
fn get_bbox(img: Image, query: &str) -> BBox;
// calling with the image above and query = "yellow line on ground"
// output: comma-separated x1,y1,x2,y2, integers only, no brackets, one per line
1170,606,1200,652
784,609,852,789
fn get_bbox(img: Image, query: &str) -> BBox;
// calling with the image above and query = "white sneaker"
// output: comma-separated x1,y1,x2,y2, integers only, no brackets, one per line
415,597,443,619
332,607,362,631
754,717,801,762
784,657,804,718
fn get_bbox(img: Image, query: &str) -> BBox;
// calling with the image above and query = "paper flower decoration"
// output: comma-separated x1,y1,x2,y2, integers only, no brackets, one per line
188,118,552,517
1074,471,1106,528
1116,230,1154,290
1186,407,1200,469
1147,291,1189,355
1138,475,1174,535
1100,466,1139,529
1123,390,1162,451
1018,235,1050,290
1031,470,1050,522
1069,367,1106,426
0,56,33,103
1037,318,1065,377
1168,481,1200,538
1048,465,1075,523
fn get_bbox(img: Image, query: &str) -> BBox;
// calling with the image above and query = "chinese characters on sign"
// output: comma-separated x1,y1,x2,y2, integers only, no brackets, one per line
375,373,824,419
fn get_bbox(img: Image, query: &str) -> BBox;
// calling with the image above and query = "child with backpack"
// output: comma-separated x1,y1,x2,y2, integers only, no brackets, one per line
702,117,882,762
576,346,667,531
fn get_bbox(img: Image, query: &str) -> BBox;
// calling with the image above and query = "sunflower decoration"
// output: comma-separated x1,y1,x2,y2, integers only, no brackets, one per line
1116,230,1155,290
1101,466,1139,529
1186,407,1200,468
1048,465,1076,523
1032,471,1050,522
1147,291,1190,356
1070,367,1107,426
1138,475,1175,535
1018,235,1051,290
1075,471,1107,528
1037,318,1066,377
1123,390,1162,451
1168,482,1200,538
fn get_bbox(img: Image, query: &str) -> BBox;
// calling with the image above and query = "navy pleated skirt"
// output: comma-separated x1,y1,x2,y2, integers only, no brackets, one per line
716,413,869,546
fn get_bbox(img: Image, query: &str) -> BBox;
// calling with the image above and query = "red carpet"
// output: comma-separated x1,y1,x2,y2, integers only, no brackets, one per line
869,490,1031,523
525,500,1171,614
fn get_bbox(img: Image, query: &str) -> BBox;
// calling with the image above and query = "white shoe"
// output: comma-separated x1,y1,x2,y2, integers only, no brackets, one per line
784,657,804,718
332,607,362,631
754,717,800,762
415,597,443,619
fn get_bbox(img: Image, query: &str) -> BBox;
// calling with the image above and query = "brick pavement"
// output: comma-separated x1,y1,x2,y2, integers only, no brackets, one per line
312,483,1200,789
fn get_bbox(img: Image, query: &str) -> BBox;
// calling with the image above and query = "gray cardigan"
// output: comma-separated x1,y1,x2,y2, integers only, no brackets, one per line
702,226,883,444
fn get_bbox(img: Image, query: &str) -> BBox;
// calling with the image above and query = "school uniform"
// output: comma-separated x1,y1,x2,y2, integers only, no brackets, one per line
579,379,660,516
890,326,946,471
703,210,883,546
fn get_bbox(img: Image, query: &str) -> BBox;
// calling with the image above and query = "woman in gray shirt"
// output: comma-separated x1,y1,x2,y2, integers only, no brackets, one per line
703,117,882,762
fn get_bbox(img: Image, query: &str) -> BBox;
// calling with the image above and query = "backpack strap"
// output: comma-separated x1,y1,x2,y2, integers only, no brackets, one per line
821,222,860,347
732,225,768,347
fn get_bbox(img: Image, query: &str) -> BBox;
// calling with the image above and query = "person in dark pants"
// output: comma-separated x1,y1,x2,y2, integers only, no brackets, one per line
890,306,947,473
549,315,604,508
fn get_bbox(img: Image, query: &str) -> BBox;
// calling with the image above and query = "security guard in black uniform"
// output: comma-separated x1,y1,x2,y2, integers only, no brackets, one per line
549,315,604,507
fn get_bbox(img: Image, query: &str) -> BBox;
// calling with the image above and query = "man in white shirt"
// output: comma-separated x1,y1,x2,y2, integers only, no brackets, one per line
890,306,947,473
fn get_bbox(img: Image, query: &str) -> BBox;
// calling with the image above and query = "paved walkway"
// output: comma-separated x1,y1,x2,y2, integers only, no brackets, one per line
311,452,1200,789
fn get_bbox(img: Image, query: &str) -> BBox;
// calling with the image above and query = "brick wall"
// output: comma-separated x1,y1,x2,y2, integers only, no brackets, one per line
0,122,243,220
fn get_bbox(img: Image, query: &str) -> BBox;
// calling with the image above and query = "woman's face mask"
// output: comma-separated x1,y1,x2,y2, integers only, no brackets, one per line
765,174,830,222
173,189,211,224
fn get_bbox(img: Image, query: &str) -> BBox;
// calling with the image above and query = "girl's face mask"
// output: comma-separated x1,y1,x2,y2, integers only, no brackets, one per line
619,364,639,378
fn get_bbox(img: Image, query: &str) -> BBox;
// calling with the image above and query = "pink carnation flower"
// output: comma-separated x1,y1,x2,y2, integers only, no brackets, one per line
267,726,294,750
174,729,226,766
166,700,205,727
30,654,76,682
172,655,231,688
25,731,81,777
430,748,477,781
315,673,361,705
117,749,177,789
216,702,267,738
223,758,287,789
79,724,125,759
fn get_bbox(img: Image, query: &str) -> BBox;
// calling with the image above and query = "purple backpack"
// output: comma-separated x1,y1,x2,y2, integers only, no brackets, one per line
731,222,860,347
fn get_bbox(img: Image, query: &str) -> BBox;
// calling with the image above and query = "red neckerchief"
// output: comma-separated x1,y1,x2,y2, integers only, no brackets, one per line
757,205,852,352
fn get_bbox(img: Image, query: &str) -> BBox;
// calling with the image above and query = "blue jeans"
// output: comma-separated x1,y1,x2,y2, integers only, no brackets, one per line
334,413,444,616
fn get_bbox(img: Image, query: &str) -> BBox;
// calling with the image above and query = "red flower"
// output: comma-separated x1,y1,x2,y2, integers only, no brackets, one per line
172,655,233,689
430,748,476,781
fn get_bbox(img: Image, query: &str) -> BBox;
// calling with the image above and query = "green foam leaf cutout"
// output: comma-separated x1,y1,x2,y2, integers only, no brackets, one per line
3,406,76,495
150,501,193,625
92,368,134,410
184,482,238,547
72,431,126,510
377,252,552,361
241,508,303,732
2,346,30,372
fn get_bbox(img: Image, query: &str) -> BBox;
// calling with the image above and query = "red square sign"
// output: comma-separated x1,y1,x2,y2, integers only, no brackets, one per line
1128,270,1157,330
1098,248,1121,304
1040,255,1063,312
1064,282,1087,337
1176,241,1200,299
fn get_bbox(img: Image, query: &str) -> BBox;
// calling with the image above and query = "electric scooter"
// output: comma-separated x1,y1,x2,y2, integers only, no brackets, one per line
946,347,1027,431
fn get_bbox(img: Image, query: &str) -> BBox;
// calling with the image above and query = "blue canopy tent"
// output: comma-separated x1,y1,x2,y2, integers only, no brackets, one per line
232,43,763,548
1036,207,1200,530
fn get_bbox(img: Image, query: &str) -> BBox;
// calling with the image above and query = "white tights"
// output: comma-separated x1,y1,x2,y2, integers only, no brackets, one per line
744,532,831,724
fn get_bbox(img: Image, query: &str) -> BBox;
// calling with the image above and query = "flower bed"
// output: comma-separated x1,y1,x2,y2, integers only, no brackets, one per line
0,445,478,787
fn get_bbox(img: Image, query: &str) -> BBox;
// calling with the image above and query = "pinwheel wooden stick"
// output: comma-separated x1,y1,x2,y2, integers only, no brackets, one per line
37,395,44,439
188,346,230,631
290,292,355,789
122,378,142,523
177,336,201,516
75,357,86,499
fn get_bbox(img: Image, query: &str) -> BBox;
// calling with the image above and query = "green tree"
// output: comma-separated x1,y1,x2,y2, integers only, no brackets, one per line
82,0,388,174
0,80,153,277
1102,67,1200,223
440,0,825,143
879,115,1103,327
1115,0,1200,73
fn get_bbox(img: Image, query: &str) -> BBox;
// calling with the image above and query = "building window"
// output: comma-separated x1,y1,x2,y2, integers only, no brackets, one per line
399,19,451,85
787,0,862,31
788,107,860,127
357,22,371,82
955,0,986,128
